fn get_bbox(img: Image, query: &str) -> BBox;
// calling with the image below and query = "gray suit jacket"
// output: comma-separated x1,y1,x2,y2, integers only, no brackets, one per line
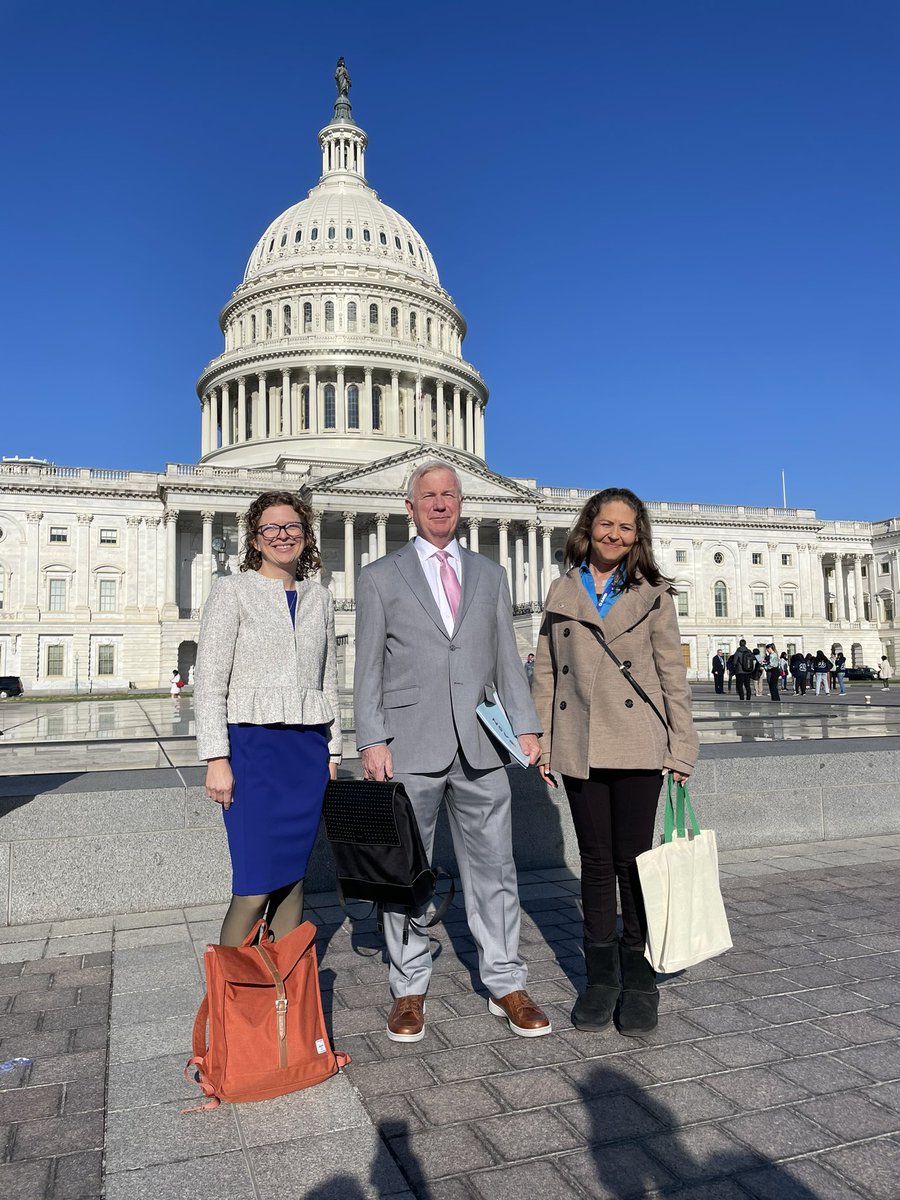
354,540,540,773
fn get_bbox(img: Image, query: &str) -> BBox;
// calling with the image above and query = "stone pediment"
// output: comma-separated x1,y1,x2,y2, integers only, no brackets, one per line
315,447,537,501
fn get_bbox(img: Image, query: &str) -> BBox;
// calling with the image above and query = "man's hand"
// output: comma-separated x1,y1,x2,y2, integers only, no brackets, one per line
361,744,394,781
206,758,234,810
517,733,542,767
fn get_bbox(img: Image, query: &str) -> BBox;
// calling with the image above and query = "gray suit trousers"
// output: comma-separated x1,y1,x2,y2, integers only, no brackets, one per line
385,756,527,998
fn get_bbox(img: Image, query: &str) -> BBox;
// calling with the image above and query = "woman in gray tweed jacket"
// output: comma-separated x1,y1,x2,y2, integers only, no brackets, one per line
195,491,341,945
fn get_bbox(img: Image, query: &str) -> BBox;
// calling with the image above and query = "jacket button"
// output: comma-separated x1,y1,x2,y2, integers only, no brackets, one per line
562,665,569,675
625,698,634,708
563,628,570,637
623,660,632,669
559,701,567,710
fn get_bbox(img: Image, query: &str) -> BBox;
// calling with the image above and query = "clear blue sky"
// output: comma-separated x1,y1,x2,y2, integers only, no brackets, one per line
2,0,898,519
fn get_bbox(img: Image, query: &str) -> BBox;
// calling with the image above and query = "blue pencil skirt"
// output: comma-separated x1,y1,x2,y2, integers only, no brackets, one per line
223,723,329,895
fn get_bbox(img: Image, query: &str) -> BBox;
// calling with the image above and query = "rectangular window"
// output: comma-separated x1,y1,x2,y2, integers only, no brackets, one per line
881,561,890,574
861,564,867,578
49,526,68,544
48,579,66,611
784,594,795,618
97,644,115,676
786,642,797,657
753,592,765,618
680,644,692,669
751,552,763,565
781,553,792,566
99,528,118,545
46,644,64,676
99,579,117,612
675,549,687,563
0,572,4,610
676,591,688,617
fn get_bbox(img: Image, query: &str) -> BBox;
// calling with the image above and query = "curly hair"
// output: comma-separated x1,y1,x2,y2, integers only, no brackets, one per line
563,487,667,591
239,491,321,579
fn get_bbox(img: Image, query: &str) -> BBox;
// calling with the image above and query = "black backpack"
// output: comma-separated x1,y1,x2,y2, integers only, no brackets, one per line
738,648,756,674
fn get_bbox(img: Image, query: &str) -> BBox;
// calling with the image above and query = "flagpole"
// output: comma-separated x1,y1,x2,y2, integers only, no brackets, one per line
781,470,787,508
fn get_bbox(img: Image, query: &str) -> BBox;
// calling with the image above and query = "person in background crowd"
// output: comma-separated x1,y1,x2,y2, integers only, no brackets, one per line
733,639,754,702
524,652,536,689
764,643,781,703
195,490,341,947
779,651,790,692
726,652,736,693
712,650,726,694
880,656,891,690
833,650,847,696
170,669,183,697
814,649,833,696
753,647,766,697
533,488,698,1037
790,651,808,696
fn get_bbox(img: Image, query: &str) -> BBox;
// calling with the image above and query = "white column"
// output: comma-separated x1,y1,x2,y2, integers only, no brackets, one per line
475,401,486,458
125,516,141,613
223,382,234,446
255,372,266,439
363,368,373,435
282,369,293,436
542,524,553,598
436,382,446,445
465,392,475,452
336,365,346,434
816,552,827,619
368,521,377,562
163,509,178,616
75,514,93,613
200,397,209,456
893,549,900,611
468,516,480,554
308,367,319,434
310,510,322,578
498,520,511,595
526,520,539,605
852,554,864,622
390,371,400,436
452,386,462,447
767,543,778,617
834,554,846,621
514,528,525,605
407,517,417,541
375,513,388,559
342,513,356,602
25,511,42,615
201,511,214,606
143,516,161,615
236,377,246,444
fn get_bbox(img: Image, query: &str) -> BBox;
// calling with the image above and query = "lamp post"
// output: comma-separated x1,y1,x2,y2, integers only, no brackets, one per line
74,651,79,696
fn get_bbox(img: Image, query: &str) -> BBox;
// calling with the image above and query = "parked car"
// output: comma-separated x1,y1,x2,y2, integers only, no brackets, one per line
845,666,877,681
0,675,24,698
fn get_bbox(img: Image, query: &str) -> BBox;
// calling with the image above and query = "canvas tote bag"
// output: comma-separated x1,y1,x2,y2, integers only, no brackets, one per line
636,778,732,973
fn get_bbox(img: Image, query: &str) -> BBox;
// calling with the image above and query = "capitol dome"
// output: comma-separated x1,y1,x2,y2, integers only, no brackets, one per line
196,70,488,473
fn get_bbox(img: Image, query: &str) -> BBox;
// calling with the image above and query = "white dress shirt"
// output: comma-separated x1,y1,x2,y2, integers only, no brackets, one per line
414,536,462,635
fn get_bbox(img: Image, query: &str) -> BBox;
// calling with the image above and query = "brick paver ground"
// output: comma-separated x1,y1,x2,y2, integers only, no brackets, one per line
0,837,899,1198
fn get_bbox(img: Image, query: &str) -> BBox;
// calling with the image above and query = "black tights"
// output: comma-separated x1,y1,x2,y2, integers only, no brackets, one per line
219,879,304,947
562,769,663,948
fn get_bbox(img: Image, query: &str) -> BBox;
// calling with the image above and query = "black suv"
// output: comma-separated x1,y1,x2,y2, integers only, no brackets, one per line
0,676,24,698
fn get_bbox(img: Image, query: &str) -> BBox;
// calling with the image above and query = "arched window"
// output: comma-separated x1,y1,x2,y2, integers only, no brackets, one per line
347,384,359,429
713,581,728,618
265,309,273,338
426,316,432,344
347,301,357,331
390,307,399,335
379,231,387,245
303,302,312,332
250,314,257,342
372,385,382,431
324,384,336,429
345,226,353,240
327,225,336,240
369,302,379,332
301,385,310,430
280,233,287,247
363,228,371,242
294,228,302,243
310,227,318,241
268,238,274,252
407,241,414,255
409,312,417,340
237,319,243,346
282,304,291,336
394,235,402,250
324,301,334,332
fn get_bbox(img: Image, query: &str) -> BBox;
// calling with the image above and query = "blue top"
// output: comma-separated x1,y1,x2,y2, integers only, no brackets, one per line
579,562,626,618
286,589,297,627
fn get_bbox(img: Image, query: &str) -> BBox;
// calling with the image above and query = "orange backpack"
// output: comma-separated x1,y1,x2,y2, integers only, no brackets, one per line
185,919,349,1109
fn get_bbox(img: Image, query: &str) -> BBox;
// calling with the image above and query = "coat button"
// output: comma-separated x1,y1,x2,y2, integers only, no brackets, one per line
563,627,570,637
623,660,632,669
559,701,567,710
625,698,634,708
562,665,569,674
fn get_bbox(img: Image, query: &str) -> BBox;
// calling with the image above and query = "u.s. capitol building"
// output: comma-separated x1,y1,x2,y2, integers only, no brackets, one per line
1,73,897,691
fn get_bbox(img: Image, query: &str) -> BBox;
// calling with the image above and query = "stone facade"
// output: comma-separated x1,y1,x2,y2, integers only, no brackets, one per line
1,80,898,690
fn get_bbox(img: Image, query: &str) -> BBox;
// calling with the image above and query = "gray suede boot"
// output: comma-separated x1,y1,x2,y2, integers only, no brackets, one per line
617,940,659,1034
571,941,620,1032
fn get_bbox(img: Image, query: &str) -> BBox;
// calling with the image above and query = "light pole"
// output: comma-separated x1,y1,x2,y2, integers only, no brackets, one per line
74,651,79,696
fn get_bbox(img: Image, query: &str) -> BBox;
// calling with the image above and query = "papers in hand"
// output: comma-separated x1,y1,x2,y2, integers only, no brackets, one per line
476,692,530,768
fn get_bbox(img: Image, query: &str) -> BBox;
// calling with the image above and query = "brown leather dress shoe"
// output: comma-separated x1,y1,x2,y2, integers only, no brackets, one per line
386,994,426,1042
488,990,552,1037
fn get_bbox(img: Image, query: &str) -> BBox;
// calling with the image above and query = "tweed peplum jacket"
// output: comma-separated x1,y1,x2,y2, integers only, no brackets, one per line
194,570,341,762
532,569,698,779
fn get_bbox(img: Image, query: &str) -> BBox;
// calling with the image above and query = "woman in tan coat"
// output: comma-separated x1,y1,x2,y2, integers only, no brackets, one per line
533,488,698,1034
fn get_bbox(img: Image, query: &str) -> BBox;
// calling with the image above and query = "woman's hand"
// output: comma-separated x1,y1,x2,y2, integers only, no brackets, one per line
328,761,339,782
539,764,558,789
205,758,234,810
663,767,691,785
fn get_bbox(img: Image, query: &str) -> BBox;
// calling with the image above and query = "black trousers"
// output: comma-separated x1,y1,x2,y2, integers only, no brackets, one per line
767,669,781,702
562,769,663,947
735,672,751,700
713,672,725,694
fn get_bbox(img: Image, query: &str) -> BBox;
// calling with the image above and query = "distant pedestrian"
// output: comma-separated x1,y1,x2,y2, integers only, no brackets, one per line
170,669,183,698
833,651,847,696
814,650,832,696
753,648,766,697
791,651,808,696
524,653,535,690
712,651,726,694
880,656,891,690
725,653,736,693
764,644,781,703
733,639,754,702
779,651,790,692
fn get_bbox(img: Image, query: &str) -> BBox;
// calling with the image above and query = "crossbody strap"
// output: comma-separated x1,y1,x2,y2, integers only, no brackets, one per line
588,625,668,730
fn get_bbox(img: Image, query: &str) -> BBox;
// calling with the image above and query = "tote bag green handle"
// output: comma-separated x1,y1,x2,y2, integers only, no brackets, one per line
663,775,701,843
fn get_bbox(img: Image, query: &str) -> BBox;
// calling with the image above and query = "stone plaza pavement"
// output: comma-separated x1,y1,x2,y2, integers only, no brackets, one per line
2,837,900,1199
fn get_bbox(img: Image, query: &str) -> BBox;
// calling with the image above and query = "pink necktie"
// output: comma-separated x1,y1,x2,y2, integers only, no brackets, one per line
435,550,461,620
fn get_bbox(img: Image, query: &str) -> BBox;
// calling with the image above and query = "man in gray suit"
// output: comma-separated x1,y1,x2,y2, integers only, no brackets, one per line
354,460,551,1042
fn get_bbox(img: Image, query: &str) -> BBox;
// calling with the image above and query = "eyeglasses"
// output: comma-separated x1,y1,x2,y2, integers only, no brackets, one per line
254,523,306,541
